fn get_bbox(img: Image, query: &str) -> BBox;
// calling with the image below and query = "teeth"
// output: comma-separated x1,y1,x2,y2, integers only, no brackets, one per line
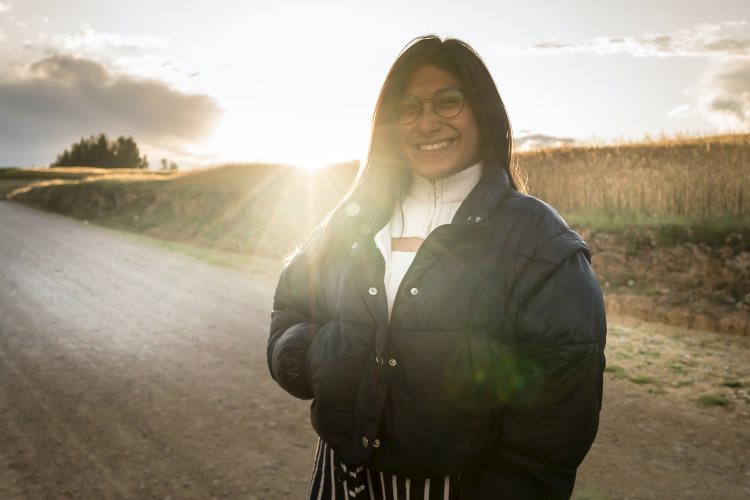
419,140,451,152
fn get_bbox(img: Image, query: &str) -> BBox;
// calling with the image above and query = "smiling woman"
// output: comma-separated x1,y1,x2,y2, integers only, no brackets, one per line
394,66,480,179
267,35,606,500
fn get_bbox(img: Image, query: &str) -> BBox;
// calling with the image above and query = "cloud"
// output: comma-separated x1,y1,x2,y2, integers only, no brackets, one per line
0,54,223,166
26,26,197,92
46,24,170,52
529,20,750,133
109,54,201,92
515,132,575,151
527,21,750,59
700,60,750,128
0,2,11,15
669,59,750,129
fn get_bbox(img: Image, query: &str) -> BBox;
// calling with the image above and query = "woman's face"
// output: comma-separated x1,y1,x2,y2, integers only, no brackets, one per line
395,64,480,179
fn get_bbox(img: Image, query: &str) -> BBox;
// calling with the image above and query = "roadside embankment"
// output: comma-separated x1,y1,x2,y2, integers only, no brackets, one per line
3,148,748,335
582,228,749,335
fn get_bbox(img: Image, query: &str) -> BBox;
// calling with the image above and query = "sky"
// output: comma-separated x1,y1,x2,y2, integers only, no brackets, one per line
0,0,748,168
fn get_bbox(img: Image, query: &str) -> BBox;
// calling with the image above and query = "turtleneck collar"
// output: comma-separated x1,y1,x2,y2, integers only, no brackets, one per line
408,162,483,204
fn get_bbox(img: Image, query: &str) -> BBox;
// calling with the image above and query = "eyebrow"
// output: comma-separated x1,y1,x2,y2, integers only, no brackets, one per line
401,86,463,97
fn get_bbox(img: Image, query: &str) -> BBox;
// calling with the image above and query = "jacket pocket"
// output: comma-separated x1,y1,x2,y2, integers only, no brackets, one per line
306,320,376,459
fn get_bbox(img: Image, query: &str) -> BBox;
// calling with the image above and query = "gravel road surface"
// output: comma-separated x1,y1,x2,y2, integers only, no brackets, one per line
1,200,748,499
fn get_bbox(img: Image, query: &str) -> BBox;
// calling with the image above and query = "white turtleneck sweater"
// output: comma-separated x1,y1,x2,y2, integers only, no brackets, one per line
374,162,482,320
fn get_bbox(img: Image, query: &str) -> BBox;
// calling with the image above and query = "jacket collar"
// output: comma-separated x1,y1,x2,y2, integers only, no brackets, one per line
408,162,483,203
451,164,513,227
355,164,514,239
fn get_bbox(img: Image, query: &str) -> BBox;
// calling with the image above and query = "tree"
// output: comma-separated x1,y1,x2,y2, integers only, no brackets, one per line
160,158,179,171
50,133,149,169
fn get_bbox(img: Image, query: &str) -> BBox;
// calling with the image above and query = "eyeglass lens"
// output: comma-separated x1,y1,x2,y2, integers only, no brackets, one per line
393,88,464,124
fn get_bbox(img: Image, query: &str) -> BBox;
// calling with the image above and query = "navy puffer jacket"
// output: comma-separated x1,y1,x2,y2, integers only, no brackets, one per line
268,165,607,498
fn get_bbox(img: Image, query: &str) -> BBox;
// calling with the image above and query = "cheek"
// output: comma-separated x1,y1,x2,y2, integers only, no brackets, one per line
396,128,412,154
463,116,480,155
470,127,480,150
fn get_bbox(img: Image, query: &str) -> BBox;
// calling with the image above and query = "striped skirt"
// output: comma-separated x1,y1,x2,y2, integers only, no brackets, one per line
308,439,460,500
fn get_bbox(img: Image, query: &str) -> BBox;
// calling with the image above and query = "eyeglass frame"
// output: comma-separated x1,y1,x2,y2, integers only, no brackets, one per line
391,87,466,125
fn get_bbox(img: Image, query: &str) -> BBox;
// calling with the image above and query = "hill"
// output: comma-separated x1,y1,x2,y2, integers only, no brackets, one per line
3,135,749,334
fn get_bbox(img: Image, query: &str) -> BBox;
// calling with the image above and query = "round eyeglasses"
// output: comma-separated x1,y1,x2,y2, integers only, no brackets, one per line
392,88,465,125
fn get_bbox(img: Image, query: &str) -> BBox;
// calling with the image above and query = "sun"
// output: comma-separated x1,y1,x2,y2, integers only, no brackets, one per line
202,115,360,170
294,158,330,171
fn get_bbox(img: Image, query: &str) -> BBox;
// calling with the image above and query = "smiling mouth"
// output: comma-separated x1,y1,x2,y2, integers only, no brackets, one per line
418,139,454,152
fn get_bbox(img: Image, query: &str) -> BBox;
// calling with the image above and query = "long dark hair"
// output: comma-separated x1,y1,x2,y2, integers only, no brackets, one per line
294,35,522,265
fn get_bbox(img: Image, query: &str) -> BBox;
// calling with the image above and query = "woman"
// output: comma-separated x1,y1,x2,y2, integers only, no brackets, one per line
268,35,606,499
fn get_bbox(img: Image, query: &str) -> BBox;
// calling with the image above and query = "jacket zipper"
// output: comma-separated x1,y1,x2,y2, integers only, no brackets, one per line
427,179,438,244
427,178,438,206
389,178,441,320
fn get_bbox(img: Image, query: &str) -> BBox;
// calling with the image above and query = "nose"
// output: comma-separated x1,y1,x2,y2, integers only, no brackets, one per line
416,102,441,135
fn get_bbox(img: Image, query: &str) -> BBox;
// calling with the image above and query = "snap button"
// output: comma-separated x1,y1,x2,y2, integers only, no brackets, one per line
368,287,378,295
373,438,381,448
388,358,397,367
410,287,419,295
361,436,369,447
351,242,358,249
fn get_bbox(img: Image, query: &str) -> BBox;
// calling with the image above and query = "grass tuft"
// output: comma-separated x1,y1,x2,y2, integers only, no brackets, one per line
604,364,628,379
720,379,743,388
697,394,732,407
629,375,656,385
674,379,695,387
668,362,689,374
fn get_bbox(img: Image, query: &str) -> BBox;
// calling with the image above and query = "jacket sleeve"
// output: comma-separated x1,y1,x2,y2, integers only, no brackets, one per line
267,252,324,400
470,248,607,499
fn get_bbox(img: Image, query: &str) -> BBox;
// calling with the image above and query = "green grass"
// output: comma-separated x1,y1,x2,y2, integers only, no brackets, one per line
0,166,174,181
5,163,353,259
0,167,177,200
566,212,750,251
0,179,35,197
668,362,689,374
604,364,628,379
721,379,743,388
697,394,732,407
0,167,96,181
674,379,694,387
628,375,657,385
638,349,661,358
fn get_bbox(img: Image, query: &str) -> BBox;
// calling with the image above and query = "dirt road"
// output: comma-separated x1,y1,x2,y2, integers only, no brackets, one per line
1,200,748,499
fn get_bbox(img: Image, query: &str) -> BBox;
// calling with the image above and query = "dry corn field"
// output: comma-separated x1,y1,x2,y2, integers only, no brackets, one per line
519,134,750,219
